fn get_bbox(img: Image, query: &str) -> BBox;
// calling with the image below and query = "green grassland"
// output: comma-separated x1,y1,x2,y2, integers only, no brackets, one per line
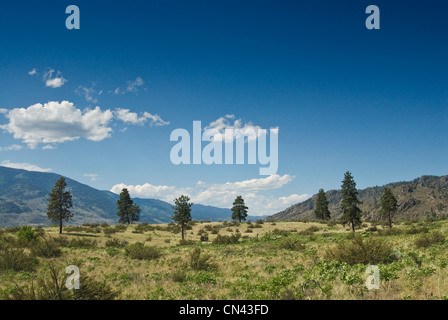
0,218,447,300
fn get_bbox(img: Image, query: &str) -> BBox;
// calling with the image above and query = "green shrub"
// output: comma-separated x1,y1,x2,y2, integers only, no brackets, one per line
415,231,446,248
103,227,117,235
113,224,128,232
0,247,37,272
212,234,241,245
105,247,120,257
298,226,320,236
105,238,127,248
68,238,98,248
17,226,39,243
279,238,306,251
188,247,217,271
125,242,162,260
52,236,70,247
377,228,404,236
31,239,62,258
178,239,196,246
272,228,290,237
3,264,117,300
200,234,209,242
325,235,393,265
171,270,187,283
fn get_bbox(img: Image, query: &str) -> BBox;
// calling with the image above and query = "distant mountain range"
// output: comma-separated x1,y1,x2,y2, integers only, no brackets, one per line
267,175,448,222
0,166,265,227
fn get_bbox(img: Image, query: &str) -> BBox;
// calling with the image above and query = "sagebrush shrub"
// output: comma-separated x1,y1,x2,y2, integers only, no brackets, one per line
325,235,393,265
414,231,445,248
3,264,117,300
212,234,241,245
17,226,39,243
279,238,306,251
31,239,62,258
105,238,127,248
188,247,217,271
0,247,37,272
125,242,162,260
68,238,98,248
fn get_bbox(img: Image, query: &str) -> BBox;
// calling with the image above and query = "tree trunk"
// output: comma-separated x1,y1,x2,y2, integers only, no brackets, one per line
388,214,392,229
181,224,184,240
351,221,355,232
59,217,63,234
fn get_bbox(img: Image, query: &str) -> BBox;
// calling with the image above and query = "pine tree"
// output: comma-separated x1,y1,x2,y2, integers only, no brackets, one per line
231,195,248,222
172,195,193,240
47,177,73,234
340,171,362,232
379,187,398,228
116,188,141,224
314,189,331,220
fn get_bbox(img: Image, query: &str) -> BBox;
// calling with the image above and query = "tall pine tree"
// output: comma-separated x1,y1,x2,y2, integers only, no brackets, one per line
47,177,73,234
231,195,248,222
116,188,141,224
379,187,398,228
172,195,193,240
314,189,331,220
340,171,362,232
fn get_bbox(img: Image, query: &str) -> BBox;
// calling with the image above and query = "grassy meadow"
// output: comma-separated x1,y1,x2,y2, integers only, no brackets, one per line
0,218,447,300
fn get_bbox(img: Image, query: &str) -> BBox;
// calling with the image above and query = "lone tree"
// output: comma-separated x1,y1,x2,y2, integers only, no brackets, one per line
47,177,73,234
379,187,398,228
231,195,248,222
340,171,362,232
116,188,141,224
314,189,331,220
172,195,193,240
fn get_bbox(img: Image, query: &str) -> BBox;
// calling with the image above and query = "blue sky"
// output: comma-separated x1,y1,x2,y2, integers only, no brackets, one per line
0,0,447,215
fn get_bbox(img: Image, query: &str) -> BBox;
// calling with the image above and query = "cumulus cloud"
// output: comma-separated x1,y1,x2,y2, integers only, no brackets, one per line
0,144,23,152
43,69,67,88
110,174,309,216
28,68,37,76
205,114,277,142
110,183,191,202
0,101,169,148
0,108,8,114
0,101,113,148
1,160,52,172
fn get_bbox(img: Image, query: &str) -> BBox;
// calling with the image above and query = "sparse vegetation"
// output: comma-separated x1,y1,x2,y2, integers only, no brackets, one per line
0,219,447,300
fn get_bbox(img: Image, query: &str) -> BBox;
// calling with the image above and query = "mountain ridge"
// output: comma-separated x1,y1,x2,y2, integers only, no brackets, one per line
266,174,448,222
0,166,264,227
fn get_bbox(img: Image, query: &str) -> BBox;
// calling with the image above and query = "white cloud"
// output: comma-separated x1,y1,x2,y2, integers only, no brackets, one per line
83,173,99,181
43,69,67,88
1,160,52,172
0,101,114,148
110,77,144,95
110,174,309,216
0,101,169,148
205,114,276,142
76,83,102,103
115,108,170,126
110,183,191,202
0,144,23,152
28,68,37,76
125,77,144,94
0,108,8,114
42,145,57,150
